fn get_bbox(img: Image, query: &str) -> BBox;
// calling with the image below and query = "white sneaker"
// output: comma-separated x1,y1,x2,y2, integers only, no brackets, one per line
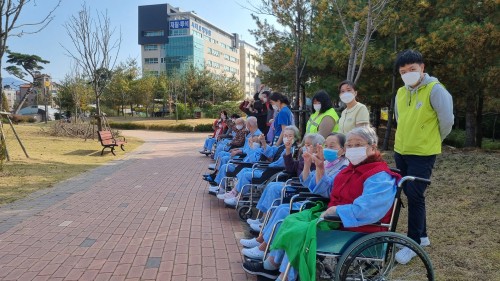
224,197,238,206
250,223,262,232
240,238,260,248
217,190,236,200
396,237,431,249
395,247,417,264
208,163,216,170
242,246,264,259
208,185,219,193
246,218,262,225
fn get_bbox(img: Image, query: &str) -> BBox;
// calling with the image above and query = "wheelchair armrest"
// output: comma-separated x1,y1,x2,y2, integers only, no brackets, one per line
398,176,431,187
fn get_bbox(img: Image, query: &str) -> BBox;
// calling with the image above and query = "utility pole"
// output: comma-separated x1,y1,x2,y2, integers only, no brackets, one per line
44,79,49,124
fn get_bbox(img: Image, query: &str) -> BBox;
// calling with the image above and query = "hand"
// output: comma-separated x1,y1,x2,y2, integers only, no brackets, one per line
313,144,325,166
302,151,313,164
230,150,239,157
320,206,337,218
259,84,265,92
258,134,266,143
284,138,293,149
269,119,274,123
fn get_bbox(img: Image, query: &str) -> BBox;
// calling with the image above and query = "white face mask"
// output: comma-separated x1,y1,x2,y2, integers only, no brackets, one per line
283,137,289,144
313,104,321,112
252,142,261,149
272,104,279,111
262,97,267,103
345,146,368,165
401,72,421,86
340,92,355,104
236,125,243,130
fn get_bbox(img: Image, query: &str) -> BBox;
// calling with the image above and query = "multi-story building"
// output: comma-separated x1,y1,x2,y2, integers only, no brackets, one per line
2,86,17,112
138,3,262,98
16,73,54,109
239,40,261,98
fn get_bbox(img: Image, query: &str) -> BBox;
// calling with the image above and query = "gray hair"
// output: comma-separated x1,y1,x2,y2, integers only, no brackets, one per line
346,126,378,145
246,116,258,127
302,133,325,147
283,125,300,140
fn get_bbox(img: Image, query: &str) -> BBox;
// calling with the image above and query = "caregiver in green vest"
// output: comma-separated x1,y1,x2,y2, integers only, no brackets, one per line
393,49,454,265
306,90,339,138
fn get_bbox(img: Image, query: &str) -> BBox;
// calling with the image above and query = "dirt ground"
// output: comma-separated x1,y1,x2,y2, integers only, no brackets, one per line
381,148,500,281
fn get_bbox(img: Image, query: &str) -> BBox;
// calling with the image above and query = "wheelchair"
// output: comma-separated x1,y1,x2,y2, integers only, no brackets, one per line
263,175,434,281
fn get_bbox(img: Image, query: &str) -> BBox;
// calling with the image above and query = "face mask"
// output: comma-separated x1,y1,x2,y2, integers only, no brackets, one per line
283,137,289,144
272,104,279,111
340,92,355,104
323,148,338,162
262,97,267,103
313,104,321,112
345,147,368,165
236,125,243,130
401,71,421,86
252,142,261,149
302,147,307,153
221,115,225,119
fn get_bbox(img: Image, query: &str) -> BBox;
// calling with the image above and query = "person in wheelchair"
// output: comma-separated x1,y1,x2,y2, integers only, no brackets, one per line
240,133,348,261
212,114,241,158
246,133,326,232
204,116,262,182
200,110,229,153
218,125,299,206
243,126,401,281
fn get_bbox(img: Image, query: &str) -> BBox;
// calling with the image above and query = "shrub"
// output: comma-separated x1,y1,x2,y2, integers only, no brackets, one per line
10,115,37,124
202,101,242,119
443,129,465,148
194,124,213,132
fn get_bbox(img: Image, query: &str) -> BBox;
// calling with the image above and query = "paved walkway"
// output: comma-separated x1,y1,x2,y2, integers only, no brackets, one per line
0,131,254,281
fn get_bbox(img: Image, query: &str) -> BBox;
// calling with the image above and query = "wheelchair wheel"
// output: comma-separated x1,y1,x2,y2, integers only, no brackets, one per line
335,232,434,281
237,206,252,221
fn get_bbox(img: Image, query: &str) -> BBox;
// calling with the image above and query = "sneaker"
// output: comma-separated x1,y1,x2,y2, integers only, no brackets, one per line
240,238,260,248
208,185,219,193
395,247,417,264
250,223,262,233
242,246,264,260
208,163,216,170
217,190,236,200
246,218,262,225
396,237,431,249
242,261,279,279
224,196,238,206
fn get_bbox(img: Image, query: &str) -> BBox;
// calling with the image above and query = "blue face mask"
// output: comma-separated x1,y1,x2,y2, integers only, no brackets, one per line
323,148,338,162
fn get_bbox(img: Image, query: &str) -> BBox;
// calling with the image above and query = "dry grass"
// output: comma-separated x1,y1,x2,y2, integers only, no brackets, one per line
382,148,500,281
0,123,143,205
107,116,213,126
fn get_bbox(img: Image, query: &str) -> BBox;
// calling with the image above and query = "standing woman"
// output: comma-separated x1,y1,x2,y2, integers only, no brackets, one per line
306,90,340,138
269,92,293,145
337,80,370,134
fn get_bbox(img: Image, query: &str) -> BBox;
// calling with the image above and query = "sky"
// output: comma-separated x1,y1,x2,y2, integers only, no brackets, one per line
2,0,273,84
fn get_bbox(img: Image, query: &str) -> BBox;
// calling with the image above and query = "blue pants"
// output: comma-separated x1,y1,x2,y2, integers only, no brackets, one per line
214,164,235,186
394,152,436,244
256,182,285,213
235,168,263,193
204,137,216,150
217,155,231,170
214,139,230,159
262,203,299,242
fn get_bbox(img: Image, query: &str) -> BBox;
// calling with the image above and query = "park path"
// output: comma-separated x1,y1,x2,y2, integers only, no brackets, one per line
0,130,253,281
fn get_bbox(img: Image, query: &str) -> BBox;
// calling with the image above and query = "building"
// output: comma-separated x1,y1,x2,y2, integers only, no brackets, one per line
239,40,261,98
138,3,262,98
16,73,55,110
2,86,18,112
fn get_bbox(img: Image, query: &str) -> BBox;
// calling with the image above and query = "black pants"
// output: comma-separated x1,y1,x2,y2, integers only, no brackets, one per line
394,152,436,244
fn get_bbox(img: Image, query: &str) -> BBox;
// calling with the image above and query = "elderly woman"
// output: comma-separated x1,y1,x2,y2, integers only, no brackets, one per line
247,133,326,231
243,126,401,281
219,125,299,207
200,110,228,153
240,133,348,260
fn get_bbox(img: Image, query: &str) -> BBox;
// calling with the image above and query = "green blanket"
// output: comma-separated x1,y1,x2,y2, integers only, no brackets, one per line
270,201,339,281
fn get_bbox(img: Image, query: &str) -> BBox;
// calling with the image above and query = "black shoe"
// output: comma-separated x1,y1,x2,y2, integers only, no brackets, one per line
208,181,218,186
242,261,279,279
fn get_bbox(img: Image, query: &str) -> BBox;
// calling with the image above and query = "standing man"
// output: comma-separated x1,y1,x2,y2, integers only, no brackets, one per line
393,49,454,264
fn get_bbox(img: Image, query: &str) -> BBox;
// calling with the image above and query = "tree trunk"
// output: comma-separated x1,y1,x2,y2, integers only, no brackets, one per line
464,95,476,147
475,90,484,148
95,96,103,131
346,22,359,82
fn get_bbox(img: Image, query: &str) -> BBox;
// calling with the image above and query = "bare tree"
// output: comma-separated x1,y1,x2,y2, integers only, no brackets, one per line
0,0,60,106
332,0,391,84
62,3,121,130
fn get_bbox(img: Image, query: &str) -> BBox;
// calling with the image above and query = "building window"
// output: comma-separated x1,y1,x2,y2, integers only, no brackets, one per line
161,58,166,63
144,30,164,37
169,29,188,36
144,44,158,51
145,58,159,64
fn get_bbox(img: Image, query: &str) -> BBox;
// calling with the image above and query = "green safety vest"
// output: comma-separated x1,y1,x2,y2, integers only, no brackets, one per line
306,108,339,134
394,81,442,155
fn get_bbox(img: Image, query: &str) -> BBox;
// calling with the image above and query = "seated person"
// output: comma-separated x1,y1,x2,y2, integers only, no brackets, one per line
240,133,348,260
218,125,299,206
213,114,241,159
242,126,401,281
204,116,261,180
247,133,325,232
200,110,228,153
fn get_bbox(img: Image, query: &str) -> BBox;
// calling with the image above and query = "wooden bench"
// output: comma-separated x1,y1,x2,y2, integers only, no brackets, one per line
97,131,126,156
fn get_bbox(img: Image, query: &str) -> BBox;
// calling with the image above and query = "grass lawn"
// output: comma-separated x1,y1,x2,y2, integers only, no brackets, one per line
382,148,500,281
0,123,143,205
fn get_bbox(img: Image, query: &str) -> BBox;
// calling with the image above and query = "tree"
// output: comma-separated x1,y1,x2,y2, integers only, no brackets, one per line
58,63,92,122
1,91,8,111
0,0,60,111
4,51,49,114
62,3,121,130
105,59,139,116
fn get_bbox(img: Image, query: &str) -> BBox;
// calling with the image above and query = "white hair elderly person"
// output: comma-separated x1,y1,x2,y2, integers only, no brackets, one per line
243,126,402,281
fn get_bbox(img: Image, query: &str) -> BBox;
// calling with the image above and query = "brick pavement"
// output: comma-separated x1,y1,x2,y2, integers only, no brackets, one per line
0,131,255,281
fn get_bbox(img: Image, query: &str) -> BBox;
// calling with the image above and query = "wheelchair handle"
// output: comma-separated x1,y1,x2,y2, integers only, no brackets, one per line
398,176,431,187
